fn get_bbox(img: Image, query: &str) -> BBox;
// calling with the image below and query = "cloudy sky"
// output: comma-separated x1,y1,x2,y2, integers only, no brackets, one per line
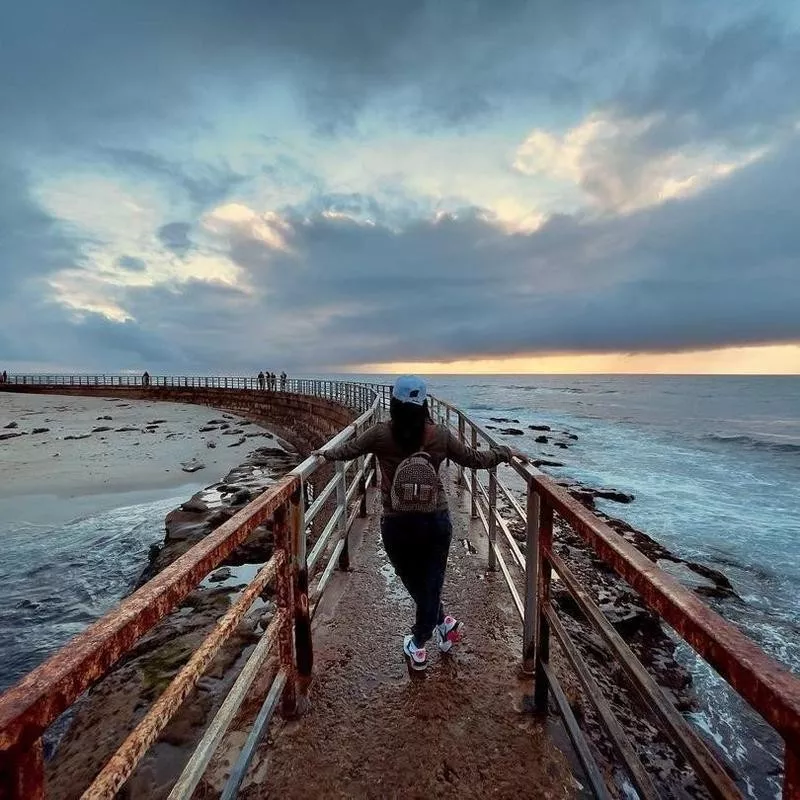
1,0,799,374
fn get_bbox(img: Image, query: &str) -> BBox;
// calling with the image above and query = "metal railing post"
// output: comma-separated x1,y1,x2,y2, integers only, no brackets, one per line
358,455,367,518
523,483,541,673
470,427,478,519
0,738,44,800
488,467,497,571
290,483,312,692
785,744,799,800
336,460,350,571
457,414,465,489
273,503,297,717
533,500,554,712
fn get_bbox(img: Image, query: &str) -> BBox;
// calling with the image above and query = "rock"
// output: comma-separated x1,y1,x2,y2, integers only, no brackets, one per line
231,488,253,505
92,426,112,433
553,442,569,449
489,417,519,424
534,435,549,444
486,425,497,430
64,434,91,440
148,419,167,424
3,421,18,429
96,415,113,421
206,441,217,449
208,567,232,583
528,424,551,431
595,489,634,504
223,414,234,419
115,426,140,432
31,427,50,434
199,426,217,433
219,423,231,430
207,419,227,425
533,459,565,468
228,436,246,447
181,497,209,513
499,427,524,436
563,432,579,440
181,460,205,473
222,428,244,436
0,432,23,441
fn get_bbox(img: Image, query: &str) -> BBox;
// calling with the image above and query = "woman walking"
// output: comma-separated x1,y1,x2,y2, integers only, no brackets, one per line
315,376,526,671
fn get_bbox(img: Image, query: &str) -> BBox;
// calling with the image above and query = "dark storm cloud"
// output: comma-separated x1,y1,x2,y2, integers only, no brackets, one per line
211,138,800,367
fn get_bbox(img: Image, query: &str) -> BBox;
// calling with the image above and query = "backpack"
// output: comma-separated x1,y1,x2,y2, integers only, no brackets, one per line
390,432,440,513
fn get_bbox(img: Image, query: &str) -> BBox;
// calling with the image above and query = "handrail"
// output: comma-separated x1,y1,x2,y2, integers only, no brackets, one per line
428,394,800,800
0,378,389,800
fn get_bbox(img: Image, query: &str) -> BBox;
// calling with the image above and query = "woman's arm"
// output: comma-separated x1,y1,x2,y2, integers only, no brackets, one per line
445,429,524,468
316,424,380,462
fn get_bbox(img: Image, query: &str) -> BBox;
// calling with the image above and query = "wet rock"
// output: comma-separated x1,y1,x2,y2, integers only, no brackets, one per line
594,489,634,504
219,422,231,430
563,432,579,440
534,435,549,444
149,419,167,424
181,459,205,473
92,426,112,433
222,428,244,436
181,497,209,513
0,432,24,441
528,424,551,431
4,421,18,429
533,458,565,468
31,427,50,434
207,419,227,425
553,442,569,449
228,436,246,447
64,434,91,440
199,426,217,433
206,441,217,449
116,426,141,432
489,417,519,424
208,567,232,583
499,428,524,436
96,415,113,421
231,488,253,506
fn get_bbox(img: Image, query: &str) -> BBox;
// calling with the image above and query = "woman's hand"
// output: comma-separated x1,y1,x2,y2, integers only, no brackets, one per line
508,446,529,463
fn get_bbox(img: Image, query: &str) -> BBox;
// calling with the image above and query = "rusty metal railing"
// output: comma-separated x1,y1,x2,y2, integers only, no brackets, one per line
0,379,391,799
428,396,800,800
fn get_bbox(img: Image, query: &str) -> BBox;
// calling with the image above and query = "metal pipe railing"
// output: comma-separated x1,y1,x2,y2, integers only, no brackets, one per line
0,378,389,800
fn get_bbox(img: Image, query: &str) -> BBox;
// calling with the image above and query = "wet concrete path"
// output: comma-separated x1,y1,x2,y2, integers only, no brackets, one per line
243,467,577,799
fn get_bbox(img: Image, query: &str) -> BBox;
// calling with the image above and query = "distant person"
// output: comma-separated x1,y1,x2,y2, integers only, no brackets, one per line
280,371,287,391
1,370,6,384
142,370,150,388
258,370,266,390
314,376,527,672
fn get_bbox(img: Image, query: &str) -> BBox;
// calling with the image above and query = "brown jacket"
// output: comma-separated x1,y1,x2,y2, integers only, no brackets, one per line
323,421,512,514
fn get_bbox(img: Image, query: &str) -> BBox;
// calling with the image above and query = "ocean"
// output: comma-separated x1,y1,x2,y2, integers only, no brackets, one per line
1,375,797,795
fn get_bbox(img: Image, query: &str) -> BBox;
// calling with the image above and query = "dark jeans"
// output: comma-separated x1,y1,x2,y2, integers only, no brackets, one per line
381,510,453,646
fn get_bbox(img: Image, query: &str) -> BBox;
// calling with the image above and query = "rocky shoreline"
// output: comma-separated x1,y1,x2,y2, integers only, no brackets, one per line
46,415,302,799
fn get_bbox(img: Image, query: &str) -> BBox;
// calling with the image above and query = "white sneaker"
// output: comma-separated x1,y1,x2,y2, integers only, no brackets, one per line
403,635,428,671
434,616,464,653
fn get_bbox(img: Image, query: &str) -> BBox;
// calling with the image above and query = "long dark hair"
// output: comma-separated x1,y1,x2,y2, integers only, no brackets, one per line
389,397,433,454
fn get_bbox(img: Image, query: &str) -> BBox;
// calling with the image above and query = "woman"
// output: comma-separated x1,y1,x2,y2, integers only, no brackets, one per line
315,376,526,672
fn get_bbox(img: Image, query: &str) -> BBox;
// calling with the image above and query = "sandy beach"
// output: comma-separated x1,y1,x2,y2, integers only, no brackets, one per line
0,392,276,525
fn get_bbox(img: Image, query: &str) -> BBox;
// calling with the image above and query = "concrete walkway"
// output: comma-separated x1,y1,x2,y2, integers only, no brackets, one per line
243,467,577,799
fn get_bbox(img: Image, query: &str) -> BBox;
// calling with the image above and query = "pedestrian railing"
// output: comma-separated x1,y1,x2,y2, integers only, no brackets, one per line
0,379,797,799
428,396,800,800
0,379,390,800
